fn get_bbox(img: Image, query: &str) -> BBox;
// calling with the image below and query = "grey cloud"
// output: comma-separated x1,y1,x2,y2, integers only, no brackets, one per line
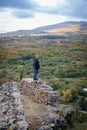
38,0,87,19
12,9,34,18
0,0,38,9
61,0,87,19
0,0,87,19
0,0,39,18
38,6,59,15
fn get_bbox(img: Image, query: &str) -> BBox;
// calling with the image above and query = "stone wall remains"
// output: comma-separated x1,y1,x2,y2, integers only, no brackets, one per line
0,82,28,130
19,78,59,105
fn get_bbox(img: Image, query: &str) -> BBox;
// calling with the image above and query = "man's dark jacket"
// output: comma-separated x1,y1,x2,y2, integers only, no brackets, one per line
33,58,40,70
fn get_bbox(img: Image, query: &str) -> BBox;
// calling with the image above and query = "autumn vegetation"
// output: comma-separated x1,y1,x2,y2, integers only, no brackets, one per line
0,33,87,129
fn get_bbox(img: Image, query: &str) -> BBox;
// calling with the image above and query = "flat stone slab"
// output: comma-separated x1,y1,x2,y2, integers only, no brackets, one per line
22,78,33,83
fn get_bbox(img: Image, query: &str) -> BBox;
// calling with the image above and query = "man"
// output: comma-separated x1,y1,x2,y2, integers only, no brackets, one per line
33,55,40,80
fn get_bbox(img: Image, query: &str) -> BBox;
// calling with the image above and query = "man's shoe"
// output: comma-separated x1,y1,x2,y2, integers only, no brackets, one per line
33,78,38,80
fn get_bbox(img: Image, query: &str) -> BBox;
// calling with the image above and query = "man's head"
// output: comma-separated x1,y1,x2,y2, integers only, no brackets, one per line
35,55,39,59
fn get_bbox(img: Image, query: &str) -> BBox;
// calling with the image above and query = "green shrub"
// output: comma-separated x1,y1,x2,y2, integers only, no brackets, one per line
49,81,61,90
79,89,87,97
18,54,34,60
8,74,14,80
71,110,87,129
2,69,8,77
77,96,87,111
8,58,17,64
20,69,24,80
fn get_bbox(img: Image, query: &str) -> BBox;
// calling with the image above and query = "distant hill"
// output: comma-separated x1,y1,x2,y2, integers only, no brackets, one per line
0,21,87,36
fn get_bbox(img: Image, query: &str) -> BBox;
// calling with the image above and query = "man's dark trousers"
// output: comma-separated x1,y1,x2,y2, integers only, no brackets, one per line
33,69,38,80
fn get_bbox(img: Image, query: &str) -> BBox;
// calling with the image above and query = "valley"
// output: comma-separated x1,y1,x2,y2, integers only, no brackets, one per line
0,21,87,130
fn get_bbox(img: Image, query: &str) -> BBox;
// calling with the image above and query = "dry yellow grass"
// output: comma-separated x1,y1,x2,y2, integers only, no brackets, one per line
46,24,80,33
0,49,18,59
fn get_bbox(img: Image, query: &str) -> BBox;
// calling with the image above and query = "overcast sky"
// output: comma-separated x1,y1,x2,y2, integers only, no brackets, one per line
0,0,87,33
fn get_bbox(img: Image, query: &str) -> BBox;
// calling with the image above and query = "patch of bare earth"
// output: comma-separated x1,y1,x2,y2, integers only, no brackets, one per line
21,94,54,130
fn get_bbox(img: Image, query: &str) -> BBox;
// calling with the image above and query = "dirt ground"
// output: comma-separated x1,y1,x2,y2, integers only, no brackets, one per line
21,94,56,130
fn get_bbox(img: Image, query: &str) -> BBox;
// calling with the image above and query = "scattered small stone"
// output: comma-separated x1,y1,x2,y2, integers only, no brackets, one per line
17,121,28,129
39,125,53,130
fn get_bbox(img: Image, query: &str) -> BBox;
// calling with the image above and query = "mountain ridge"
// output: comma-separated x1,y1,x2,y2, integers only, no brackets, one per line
0,21,87,36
